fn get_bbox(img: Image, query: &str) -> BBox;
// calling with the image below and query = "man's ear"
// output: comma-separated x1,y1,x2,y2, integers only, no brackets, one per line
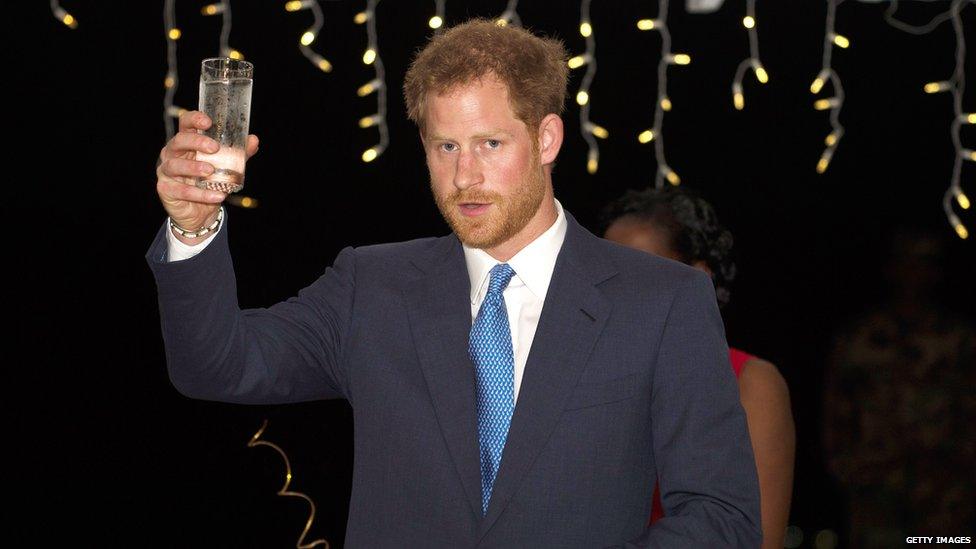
537,114,564,165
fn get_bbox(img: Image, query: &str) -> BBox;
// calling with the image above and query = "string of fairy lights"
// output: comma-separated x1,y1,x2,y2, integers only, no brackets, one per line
248,421,329,548
355,0,389,163
887,0,974,240
163,0,184,140
731,0,769,111
637,0,690,187
286,1,334,73
939,0,973,240
200,1,242,59
569,0,609,175
810,0,849,176
49,1,974,239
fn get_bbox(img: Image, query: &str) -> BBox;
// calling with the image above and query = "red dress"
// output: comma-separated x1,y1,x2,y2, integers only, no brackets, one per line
648,347,756,523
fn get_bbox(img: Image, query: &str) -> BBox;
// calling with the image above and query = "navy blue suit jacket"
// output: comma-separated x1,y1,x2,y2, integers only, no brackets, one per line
146,211,761,548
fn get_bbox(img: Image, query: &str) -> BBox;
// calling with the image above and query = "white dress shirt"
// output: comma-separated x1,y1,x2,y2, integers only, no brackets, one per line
166,200,569,403
165,209,223,262
462,200,567,403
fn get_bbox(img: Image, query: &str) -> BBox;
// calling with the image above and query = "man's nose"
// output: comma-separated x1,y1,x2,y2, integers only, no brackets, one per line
453,150,484,190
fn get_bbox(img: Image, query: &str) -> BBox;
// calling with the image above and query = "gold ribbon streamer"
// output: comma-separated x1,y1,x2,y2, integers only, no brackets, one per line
247,420,330,548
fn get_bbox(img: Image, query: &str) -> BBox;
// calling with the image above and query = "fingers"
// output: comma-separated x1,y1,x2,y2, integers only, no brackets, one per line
245,134,260,158
162,132,220,161
178,110,211,133
159,157,215,181
157,177,227,204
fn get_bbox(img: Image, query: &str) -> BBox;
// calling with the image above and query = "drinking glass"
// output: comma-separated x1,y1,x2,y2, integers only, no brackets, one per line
196,57,253,193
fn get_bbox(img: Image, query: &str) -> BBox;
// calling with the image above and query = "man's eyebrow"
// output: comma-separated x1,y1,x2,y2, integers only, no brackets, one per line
427,129,515,141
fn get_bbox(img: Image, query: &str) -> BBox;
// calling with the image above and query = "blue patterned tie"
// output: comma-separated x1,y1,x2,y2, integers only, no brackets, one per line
469,263,517,515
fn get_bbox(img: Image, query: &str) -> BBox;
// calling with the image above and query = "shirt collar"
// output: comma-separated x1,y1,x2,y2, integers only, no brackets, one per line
463,199,568,306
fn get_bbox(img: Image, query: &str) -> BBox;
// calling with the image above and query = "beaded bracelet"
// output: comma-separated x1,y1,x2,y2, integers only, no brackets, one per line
170,207,223,239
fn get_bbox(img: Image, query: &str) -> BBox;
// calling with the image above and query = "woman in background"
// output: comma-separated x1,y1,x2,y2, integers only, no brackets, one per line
603,186,795,549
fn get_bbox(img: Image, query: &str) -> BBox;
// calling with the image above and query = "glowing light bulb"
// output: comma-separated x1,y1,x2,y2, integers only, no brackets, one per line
587,151,598,174
363,48,377,65
284,0,314,11
743,16,755,29
567,55,589,69
228,49,244,60
354,11,369,24
962,113,976,124
924,81,951,94
638,130,655,143
230,195,258,208
814,98,840,110
950,214,969,239
55,7,79,29
580,22,592,37
576,90,589,105
164,74,176,89
732,82,745,110
825,132,838,146
362,147,379,162
357,79,382,96
201,4,223,16
754,64,769,84
300,31,316,46
496,18,509,27
359,114,382,128
831,34,850,49
168,28,182,40
660,97,672,111
637,19,657,31
816,152,832,174
313,55,332,72
664,168,681,185
956,190,971,210
810,70,828,94
429,16,443,29
589,124,609,139
669,54,691,65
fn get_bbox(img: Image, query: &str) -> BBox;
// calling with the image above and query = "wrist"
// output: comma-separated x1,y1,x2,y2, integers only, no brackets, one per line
170,208,223,241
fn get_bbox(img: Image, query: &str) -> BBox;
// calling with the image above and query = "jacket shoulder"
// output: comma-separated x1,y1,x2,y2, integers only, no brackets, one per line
343,234,455,277
595,235,708,289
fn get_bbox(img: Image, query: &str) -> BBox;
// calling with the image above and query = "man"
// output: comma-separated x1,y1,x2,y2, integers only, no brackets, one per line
148,19,761,547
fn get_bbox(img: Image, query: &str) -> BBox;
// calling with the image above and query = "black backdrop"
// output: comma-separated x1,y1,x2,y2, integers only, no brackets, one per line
13,0,975,545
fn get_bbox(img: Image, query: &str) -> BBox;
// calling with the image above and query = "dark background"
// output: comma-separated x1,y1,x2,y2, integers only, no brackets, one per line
13,0,975,546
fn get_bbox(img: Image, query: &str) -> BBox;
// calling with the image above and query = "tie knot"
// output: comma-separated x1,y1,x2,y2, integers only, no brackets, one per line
487,263,516,296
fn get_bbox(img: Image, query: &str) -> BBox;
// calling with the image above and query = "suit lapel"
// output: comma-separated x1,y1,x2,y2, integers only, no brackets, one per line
402,235,485,520
479,215,616,538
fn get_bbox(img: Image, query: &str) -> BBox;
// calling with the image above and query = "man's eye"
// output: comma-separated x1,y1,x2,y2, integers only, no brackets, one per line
440,143,458,152
486,139,501,149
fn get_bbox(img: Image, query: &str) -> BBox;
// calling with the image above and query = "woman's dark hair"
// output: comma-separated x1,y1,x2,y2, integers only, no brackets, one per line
601,186,736,307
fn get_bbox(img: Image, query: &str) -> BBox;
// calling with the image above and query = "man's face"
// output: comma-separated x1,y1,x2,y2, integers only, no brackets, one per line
423,74,548,252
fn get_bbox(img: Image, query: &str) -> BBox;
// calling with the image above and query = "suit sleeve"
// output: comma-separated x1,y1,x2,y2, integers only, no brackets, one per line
625,271,762,548
145,216,354,404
